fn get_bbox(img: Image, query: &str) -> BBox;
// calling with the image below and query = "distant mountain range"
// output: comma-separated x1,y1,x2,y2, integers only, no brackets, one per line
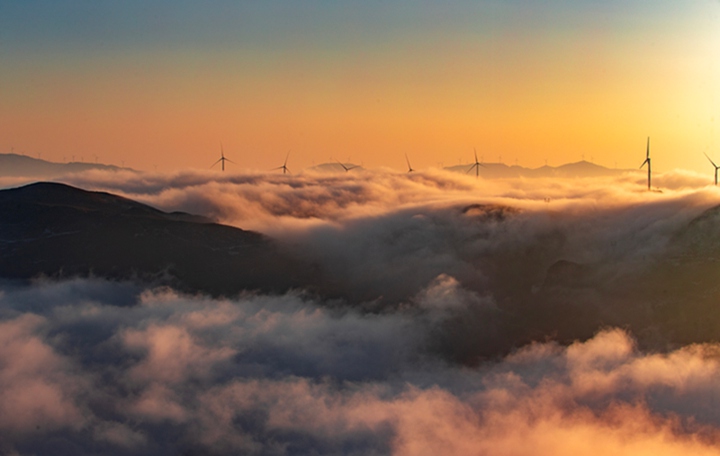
0,182,310,295
0,153,133,177
444,160,634,178
304,160,632,177
0,153,635,178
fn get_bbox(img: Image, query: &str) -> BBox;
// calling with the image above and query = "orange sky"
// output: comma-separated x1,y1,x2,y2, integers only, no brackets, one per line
1,1,719,173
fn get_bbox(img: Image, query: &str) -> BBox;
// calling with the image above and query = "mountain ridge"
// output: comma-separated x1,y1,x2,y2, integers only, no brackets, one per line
444,160,633,178
0,153,134,177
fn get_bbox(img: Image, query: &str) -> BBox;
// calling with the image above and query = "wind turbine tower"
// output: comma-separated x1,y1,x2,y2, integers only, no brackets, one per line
640,137,651,191
705,153,720,185
211,143,235,171
466,148,484,178
405,153,414,173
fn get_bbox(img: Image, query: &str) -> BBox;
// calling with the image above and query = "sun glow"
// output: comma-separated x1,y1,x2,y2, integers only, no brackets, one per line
1,2,719,173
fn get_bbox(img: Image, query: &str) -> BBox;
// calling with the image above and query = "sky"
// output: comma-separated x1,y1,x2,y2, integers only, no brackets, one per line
1,0,719,173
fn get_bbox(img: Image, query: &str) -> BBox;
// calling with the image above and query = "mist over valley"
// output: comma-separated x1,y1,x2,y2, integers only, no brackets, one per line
2,167,720,454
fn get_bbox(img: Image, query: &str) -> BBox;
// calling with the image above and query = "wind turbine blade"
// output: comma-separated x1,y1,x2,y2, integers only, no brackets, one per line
466,164,475,174
211,158,222,168
405,153,412,169
640,159,648,169
336,160,349,171
705,152,718,168
646,137,650,159
225,158,237,165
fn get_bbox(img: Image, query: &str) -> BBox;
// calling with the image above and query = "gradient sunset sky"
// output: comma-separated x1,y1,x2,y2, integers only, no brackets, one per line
1,1,719,173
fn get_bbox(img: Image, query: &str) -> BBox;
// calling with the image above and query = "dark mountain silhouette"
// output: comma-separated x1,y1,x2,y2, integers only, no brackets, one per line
0,153,133,177
0,182,310,295
513,202,720,352
427,199,720,362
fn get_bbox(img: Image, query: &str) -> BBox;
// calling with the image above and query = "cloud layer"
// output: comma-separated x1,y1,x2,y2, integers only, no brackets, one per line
36,168,720,350
3,169,720,453
2,279,720,455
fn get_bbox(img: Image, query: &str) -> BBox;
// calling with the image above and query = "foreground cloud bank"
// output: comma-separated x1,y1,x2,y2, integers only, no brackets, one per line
3,169,720,454
32,168,720,350
2,279,720,455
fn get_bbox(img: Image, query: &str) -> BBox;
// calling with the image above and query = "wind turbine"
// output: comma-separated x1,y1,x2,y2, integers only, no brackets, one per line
466,148,484,178
640,137,651,191
211,143,235,171
272,151,291,174
705,152,720,185
336,159,358,172
405,153,414,173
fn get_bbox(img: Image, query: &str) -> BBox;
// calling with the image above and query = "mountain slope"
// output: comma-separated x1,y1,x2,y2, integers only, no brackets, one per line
0,182,309,295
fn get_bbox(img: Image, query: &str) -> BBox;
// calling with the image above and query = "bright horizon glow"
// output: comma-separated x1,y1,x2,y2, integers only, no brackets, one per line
1,1,719,173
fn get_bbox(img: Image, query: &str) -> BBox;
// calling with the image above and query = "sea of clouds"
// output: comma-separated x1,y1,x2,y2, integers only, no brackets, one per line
3,168,720,454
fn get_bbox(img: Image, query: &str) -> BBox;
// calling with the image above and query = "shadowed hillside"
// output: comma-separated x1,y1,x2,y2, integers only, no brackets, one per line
0,182,310,295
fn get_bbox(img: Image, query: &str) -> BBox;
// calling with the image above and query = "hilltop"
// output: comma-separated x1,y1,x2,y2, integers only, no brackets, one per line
0,182,310,295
